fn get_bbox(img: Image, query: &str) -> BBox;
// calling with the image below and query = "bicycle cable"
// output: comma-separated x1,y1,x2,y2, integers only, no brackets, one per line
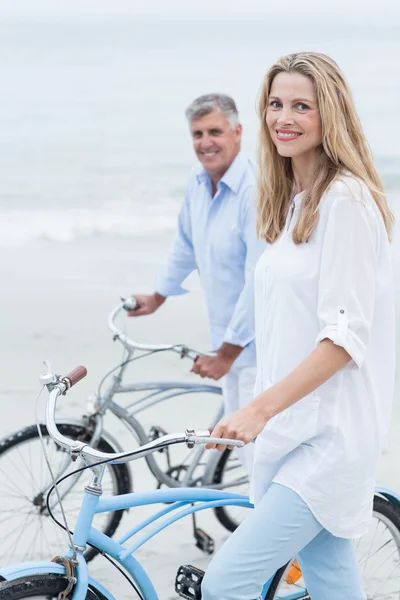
45,437,183,599
96,347,178,400
34,385,77,560
38,341,194,595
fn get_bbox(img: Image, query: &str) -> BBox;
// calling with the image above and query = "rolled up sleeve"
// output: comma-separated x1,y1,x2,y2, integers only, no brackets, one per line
316,196,379,367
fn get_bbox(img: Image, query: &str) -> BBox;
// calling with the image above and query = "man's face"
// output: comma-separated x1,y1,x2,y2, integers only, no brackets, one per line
190,110,242,181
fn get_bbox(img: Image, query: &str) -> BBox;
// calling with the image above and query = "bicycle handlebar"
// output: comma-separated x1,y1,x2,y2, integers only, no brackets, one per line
62,366,88,389
108,299,216,360
41,366,243,465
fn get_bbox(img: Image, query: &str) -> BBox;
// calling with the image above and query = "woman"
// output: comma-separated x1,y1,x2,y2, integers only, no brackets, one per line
201,52,395,600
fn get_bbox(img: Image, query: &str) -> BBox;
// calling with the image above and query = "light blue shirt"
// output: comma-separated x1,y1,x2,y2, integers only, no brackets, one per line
156,151,265,367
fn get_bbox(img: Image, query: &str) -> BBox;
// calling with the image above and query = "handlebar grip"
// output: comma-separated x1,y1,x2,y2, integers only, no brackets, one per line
62,366,87,389
205,436,245,447
122,297,137,312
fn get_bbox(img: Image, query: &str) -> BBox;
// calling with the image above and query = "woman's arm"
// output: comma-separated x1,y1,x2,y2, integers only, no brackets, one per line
206,339,350,450
260,339,350,421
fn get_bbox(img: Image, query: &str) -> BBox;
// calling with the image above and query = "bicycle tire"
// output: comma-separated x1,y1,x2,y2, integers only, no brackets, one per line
0,574,107,599
371,494,400,535
263,495,400,599
0,423,131,564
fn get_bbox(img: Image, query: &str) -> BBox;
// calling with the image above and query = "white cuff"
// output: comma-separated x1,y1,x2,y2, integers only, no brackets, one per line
315,325,365,368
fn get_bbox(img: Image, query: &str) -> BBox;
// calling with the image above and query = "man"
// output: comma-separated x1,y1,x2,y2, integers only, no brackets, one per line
129,94,264,468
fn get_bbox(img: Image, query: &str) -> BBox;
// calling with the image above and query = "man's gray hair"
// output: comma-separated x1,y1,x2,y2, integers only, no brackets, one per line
185,94,239,129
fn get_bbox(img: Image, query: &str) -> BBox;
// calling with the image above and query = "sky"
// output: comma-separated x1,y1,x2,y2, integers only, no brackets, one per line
1,0,399,19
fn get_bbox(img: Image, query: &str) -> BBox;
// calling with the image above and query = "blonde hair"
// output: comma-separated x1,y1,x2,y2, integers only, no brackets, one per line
257,52,394,243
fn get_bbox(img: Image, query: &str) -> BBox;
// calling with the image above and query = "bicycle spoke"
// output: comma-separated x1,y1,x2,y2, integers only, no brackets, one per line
15,443,44,496
359,537,394,571
0,510,34,525
361,520,384,574
27,439,41,496
24,519,41,562
37,518,53,558
0,425,127,565
0,459,34,501
2,512,33,562
368,560,400,598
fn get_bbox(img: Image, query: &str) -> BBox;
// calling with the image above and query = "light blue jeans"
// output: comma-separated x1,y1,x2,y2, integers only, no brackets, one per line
202,483,366,600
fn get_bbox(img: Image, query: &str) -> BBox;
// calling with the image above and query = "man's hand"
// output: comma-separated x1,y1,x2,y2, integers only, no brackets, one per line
190,343,243,380
127,293,166,317
205,399,269,451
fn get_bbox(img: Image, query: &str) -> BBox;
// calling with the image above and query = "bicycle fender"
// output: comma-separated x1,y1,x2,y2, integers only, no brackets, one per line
375,486,400,509
0,561,116,600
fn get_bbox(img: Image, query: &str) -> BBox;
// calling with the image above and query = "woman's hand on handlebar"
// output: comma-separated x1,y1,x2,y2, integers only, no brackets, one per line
127,293,166,317
205,400,269,451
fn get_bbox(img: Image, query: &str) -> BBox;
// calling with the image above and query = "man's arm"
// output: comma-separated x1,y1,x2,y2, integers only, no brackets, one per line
129,189,197,318
222,188,265,352
191,188,265,379
155,189,197,298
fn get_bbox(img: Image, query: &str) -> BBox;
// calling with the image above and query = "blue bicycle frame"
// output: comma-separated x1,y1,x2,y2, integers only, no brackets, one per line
0,487,271,600
1,482,398,599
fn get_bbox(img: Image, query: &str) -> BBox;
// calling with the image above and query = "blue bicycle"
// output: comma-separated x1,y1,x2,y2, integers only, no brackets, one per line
0,365,399,599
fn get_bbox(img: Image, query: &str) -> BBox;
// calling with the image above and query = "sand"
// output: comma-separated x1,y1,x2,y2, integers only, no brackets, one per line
0,233,399,599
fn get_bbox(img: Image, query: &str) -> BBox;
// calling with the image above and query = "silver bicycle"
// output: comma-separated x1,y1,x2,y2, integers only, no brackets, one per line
1,365,400,599
0,298,248,565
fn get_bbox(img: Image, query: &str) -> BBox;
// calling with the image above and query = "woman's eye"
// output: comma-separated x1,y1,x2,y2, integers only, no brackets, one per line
297,103,309,111
269,101,281,109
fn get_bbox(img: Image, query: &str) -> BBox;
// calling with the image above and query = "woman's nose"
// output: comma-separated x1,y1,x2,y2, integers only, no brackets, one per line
277,107,295,125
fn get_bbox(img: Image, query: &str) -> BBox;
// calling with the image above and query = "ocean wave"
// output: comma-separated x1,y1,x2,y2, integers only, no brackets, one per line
2,176,399,248
1,205,179,247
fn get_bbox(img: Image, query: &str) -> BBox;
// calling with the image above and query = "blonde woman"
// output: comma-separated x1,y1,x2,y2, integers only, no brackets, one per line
202,52,395,600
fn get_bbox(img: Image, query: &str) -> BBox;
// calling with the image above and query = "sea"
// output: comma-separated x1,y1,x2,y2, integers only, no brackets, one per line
0,14,399,247
0,15,399,597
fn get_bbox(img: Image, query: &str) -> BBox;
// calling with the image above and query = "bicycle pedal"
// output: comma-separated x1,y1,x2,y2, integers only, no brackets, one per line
194,528,215,555
175,564,204,599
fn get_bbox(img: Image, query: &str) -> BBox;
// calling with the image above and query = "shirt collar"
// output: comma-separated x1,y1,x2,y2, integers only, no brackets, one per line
196,151,247,194
293,190,306,206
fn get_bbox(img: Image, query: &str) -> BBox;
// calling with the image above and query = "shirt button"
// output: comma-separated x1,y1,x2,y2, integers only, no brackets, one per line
340,309,345,314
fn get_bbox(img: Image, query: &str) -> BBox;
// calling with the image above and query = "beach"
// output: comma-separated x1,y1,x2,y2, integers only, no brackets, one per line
1,11,400,598
0,234,241,598
1,232,400,598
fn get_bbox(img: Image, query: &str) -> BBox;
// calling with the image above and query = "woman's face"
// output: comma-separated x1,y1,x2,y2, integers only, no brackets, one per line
266,72,322,161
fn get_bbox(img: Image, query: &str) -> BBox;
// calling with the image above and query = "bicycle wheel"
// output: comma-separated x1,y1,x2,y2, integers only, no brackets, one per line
212,448,251,532
0,423,131,564
0,574,106,599
264,496,400,599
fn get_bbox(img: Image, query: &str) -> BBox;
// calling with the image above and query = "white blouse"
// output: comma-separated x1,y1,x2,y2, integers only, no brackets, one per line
252,174,395,538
